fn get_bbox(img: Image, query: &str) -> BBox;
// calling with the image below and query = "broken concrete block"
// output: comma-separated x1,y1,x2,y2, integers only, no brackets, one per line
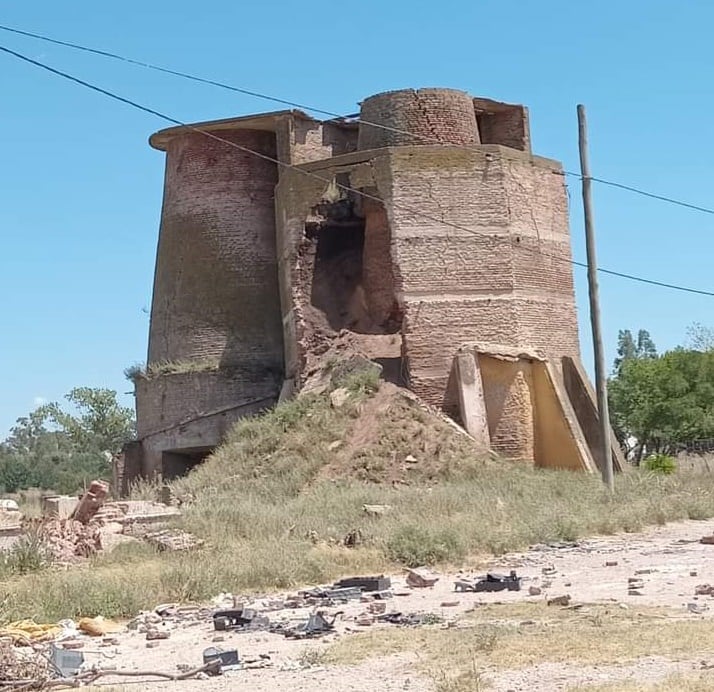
455,571,521,593
528,586,542,596
59,641,84,650
547,595,571,607
143,528,203,552
72,481,109,524
406,567,439,588
146,630,170,641
41,495,78,520
334,576,391,592
159,485,174,506
695,584,713,596
700,536,714,545
329,388,350,408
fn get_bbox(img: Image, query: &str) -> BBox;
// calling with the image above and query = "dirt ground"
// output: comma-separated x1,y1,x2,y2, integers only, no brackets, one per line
58,516,714,691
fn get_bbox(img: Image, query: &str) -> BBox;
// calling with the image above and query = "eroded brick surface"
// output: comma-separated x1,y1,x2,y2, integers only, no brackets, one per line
135,88,583,475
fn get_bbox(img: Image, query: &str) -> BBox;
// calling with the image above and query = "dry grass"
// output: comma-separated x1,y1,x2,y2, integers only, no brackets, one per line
124,357,221,382
577,675,714,691
323,602,714,688
10,488,44,518
3,373,714,622
324,602,714,668
676,453,714,475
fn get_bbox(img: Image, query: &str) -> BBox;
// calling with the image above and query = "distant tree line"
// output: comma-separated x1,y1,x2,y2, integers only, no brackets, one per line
608,324,714,462
0,388,135,494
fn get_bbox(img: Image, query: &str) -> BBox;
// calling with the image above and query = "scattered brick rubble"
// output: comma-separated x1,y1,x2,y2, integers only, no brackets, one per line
1,480,197,565
143,528,204,552
38,518,102,562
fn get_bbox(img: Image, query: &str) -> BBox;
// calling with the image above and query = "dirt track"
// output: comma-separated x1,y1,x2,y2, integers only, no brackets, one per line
80,516,714,691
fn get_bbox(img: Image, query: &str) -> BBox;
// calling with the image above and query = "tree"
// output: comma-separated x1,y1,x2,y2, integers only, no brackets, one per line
0,388,135,494
613,329,657,374
609,346,714,461
686,322,714,352
39,387,135,454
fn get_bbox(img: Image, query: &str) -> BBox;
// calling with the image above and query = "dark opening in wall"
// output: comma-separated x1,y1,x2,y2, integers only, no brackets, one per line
162,447,212,480
308,206,368,332
302,182,405,385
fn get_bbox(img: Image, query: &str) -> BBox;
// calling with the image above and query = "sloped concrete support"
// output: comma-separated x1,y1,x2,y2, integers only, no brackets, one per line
454,350,491,451
562,356,625,473
531,361,597,472
453,346,600,472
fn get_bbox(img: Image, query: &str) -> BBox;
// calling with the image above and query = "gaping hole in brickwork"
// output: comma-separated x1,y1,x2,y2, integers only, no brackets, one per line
307,199,367,332
301,179,405,385
162,447,212,480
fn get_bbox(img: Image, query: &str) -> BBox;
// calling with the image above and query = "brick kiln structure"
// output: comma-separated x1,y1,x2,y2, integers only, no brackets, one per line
126,87,623,486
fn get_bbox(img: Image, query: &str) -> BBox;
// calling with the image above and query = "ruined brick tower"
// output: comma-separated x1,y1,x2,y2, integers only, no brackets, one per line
126,88,623,485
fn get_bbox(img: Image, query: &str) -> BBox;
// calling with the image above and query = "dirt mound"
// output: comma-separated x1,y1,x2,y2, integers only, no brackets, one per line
318,380,484,485
300,331,403,396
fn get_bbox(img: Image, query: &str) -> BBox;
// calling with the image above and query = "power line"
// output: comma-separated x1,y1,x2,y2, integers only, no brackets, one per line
0,42,712,299
565,173,714,216
0,45,507,243
0,23,427,144
3,23,714,218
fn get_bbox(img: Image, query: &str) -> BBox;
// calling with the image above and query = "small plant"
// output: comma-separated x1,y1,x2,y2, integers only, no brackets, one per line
125,358,221,382
643,453,677,475
123,363,144,382
433,657,491,692
298,648,326,667
1,526,52,575
331,361,382,392
127,477,162,501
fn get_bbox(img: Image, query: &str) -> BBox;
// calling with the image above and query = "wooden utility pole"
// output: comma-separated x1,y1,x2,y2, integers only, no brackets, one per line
577,104,614,492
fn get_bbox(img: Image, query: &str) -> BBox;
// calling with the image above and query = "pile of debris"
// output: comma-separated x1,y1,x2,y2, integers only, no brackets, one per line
0,567,510,686
0,636,51,685
37,518,102,562
0,480,198,566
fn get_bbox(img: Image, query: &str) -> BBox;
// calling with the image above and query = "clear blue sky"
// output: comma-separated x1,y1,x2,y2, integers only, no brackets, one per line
1,1,712,435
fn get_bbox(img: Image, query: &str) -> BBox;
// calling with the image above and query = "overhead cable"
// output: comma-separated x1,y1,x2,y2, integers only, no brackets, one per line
1,42,712,298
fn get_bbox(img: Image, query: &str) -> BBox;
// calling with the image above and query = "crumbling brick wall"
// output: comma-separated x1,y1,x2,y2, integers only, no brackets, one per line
147,128,284,370
137,126,285,476
358,88,481,149
136,89,583,474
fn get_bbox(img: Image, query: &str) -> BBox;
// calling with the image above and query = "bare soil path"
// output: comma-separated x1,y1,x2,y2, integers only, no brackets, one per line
84,516,714,691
